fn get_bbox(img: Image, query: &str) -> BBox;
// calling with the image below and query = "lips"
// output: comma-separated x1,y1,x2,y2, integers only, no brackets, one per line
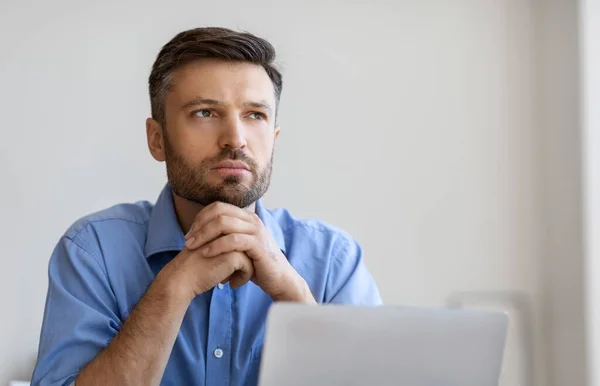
212,160,250,171
210,160,251,177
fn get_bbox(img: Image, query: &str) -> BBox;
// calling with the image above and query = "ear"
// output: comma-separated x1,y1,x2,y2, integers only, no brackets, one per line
274,125,281,141
146,118,166,162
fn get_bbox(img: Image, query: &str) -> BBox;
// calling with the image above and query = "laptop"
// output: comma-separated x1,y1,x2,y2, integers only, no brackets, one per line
258,303,508,386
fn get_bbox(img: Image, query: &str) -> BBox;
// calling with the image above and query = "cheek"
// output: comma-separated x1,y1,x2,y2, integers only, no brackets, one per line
248,133,275,163
170,124,220,162
183,137,215,159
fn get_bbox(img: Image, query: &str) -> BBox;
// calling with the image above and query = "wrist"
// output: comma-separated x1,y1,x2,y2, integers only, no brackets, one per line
271,271,316,304
151,268,195,306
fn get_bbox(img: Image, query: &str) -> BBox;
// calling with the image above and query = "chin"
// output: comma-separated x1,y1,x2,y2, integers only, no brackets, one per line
212,193,255,208
221,174,251,184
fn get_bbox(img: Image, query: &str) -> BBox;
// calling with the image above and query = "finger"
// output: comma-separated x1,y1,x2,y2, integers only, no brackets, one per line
189,202,256,238
229,272,250,289
202,233,254,258
211,251,251,286
228,254,255,289
221,273,234,285
185,215,255,250
228,265,254,289
186,202,256,239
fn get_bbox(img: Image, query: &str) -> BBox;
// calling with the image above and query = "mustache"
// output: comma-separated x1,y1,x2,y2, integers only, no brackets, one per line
208,148,258,170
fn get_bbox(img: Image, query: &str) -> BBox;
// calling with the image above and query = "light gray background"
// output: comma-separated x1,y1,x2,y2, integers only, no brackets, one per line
0,0,586,385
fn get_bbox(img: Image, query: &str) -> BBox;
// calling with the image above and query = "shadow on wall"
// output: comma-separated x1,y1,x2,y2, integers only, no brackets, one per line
447,291,534,386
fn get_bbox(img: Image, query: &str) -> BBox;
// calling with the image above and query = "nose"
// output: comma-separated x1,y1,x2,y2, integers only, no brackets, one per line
218,116,247,150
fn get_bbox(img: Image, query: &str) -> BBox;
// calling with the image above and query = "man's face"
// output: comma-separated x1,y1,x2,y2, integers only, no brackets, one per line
155,59,279,208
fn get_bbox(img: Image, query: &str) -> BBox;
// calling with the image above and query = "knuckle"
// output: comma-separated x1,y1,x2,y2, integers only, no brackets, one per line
194,209,206,221
229,252,242,267
230,233,242,245
217,214,227,226
246,259,255,273
225,251,237,262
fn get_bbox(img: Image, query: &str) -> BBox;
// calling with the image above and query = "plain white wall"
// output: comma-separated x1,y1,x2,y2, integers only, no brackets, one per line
582,0,600,385
0,0,580,384
538,0,587,385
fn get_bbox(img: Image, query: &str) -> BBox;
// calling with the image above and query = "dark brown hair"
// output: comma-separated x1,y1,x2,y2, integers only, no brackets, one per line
149,27,283,125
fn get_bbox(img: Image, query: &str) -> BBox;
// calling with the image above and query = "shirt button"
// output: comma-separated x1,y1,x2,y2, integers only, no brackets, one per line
217,283,224,290
214,348,224,359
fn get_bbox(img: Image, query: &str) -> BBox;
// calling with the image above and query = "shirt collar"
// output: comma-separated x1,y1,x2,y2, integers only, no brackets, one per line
145,184,287,259
144,184,186,258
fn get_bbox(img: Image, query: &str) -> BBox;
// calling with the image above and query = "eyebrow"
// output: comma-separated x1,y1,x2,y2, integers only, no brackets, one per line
181,98,224,110
181,97,273,115
242,101,273,115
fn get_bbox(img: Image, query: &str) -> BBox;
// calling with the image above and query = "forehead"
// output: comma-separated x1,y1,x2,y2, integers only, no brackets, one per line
167,59,277,107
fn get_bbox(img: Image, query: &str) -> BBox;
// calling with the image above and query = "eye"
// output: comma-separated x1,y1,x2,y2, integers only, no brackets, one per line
193,109,213,118
249,112,266,120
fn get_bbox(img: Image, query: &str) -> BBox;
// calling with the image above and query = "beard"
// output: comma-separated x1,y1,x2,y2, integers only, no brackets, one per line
164,136,273,208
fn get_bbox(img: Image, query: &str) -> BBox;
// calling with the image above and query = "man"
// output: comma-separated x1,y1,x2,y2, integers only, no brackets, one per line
32,27,381,386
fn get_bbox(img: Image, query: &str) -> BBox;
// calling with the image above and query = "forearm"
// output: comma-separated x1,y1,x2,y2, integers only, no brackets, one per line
76,273,191,386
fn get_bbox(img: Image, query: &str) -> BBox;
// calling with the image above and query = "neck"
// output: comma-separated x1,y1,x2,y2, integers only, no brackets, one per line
172,192,257,234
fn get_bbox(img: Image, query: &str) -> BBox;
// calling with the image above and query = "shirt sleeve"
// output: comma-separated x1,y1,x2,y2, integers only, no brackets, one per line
324,233,383,305
31,236,122,386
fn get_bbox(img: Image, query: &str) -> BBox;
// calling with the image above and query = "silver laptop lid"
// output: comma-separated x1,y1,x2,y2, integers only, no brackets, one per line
259,303,508,386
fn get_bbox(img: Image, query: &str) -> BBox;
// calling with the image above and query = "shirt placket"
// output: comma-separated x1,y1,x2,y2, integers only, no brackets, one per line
206,282,233,386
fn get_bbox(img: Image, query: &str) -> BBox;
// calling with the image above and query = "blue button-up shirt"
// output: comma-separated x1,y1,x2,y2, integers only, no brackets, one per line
32,185,381,386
